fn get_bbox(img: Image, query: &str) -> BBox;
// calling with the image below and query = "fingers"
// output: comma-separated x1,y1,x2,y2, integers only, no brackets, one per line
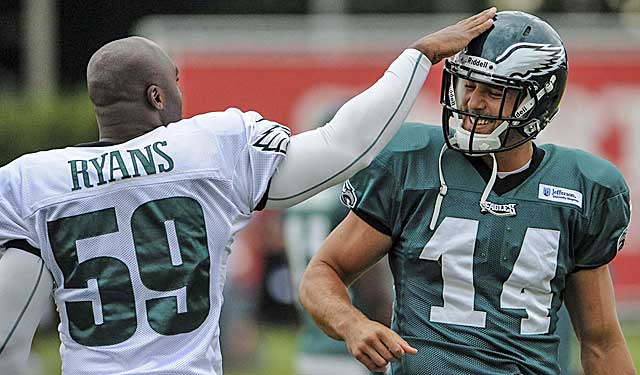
462,7,497,27
470,18,495,36
469,7,498,27
349,326,418,372
362,345,389,370
378,329,417,359
399,338,418,355
371,337,397,362
353,347,388,372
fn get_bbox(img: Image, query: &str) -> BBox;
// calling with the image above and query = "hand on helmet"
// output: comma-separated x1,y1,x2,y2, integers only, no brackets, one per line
410,7,497,64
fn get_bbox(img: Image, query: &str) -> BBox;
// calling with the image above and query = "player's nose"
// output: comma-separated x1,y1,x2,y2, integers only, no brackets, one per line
466,89,487,112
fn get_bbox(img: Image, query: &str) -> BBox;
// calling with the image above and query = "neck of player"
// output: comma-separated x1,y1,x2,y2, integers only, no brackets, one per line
486,141,534,173
95,105,163,144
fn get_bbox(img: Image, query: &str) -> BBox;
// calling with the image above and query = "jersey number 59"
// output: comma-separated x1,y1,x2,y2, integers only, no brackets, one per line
47,197,210,346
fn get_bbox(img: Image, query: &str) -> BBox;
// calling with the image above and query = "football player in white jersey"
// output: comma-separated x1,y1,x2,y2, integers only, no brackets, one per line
0,8,496,375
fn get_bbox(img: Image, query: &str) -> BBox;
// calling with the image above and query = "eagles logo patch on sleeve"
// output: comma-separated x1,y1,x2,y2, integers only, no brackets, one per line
617,226,628,252
252,124,291,155
340,180,357,208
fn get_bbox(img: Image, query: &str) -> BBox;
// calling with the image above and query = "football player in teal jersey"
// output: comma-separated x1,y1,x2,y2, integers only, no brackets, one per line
300,11,636,375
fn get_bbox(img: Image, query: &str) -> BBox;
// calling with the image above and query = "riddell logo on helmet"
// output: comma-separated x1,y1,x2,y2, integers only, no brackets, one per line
465,56,490,69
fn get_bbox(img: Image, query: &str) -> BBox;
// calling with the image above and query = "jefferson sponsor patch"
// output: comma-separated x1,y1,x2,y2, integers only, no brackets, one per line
538,184,583,208
340,180,357,208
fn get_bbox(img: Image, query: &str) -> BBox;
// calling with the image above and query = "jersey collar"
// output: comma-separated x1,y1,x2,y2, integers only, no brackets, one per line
465,143,545,196
72,140,117,147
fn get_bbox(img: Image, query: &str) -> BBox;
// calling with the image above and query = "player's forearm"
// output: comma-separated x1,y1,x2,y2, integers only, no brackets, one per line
265,49,430,209
580,336,636,375
299,260,369,341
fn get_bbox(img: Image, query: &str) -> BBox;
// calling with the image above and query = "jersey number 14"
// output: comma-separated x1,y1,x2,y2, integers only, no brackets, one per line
420,217,559,335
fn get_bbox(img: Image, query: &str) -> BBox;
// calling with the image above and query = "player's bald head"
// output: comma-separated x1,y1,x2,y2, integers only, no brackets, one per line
87,37,174,106
86,37,182,141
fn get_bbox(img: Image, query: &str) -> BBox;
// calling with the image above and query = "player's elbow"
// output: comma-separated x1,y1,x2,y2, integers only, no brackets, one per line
298,264,317,311
579,323,626,356
299,259,331,310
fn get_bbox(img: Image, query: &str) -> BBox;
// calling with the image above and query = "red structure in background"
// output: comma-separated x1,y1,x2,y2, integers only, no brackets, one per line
178,49,640,304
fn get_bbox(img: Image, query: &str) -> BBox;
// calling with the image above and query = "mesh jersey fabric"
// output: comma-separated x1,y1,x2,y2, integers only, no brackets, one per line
0,108,289,375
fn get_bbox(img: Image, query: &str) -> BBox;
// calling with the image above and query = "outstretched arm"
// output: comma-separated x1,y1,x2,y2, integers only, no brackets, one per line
0,248,53,373
565,265,636,375
264,7,496,209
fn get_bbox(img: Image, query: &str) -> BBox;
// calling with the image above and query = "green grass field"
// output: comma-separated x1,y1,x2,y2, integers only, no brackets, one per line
31,322,640,374
622,321,640,371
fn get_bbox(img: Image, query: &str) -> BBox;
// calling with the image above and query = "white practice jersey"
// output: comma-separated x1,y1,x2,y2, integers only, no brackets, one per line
0,108,290,375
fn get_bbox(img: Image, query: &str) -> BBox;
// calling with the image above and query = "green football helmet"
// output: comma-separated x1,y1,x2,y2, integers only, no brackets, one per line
441,11,568,154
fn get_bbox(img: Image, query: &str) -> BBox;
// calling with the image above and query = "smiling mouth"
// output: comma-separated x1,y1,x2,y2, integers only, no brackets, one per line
463,115,496,134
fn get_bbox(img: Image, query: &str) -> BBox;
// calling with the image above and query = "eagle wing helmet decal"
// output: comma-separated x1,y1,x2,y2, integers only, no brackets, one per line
494,43,566,79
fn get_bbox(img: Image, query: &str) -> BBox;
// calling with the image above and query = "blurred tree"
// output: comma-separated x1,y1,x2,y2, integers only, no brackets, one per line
0,2,22,91
0,94,97,166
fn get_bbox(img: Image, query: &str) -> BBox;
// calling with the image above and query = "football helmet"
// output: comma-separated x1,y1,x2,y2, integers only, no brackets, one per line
441,11,568,154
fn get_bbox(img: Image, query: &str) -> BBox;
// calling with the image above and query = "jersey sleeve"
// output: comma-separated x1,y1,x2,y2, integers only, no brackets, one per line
340,159,398,236
574,190,631,270
233,110,291,212
0,162,39,257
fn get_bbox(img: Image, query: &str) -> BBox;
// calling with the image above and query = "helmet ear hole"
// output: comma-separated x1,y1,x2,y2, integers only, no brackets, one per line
522,25,532,37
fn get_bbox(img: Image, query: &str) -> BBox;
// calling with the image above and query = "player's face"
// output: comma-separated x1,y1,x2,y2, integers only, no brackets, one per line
457,79,520,134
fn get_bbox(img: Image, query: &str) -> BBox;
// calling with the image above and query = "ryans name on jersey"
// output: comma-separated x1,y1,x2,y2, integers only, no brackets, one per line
68,141,174,191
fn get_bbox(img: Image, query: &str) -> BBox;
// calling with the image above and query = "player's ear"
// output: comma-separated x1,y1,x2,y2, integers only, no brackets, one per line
146,85,165,110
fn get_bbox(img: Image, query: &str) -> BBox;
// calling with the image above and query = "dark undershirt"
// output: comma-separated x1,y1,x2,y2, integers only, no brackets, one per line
465,143,545,196
3,239,40,258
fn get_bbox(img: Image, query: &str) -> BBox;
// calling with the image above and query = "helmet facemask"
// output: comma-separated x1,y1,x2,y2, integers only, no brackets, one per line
440,55,551,155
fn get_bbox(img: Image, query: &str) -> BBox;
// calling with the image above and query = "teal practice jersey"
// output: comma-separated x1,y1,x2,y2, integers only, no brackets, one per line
344,123,631,375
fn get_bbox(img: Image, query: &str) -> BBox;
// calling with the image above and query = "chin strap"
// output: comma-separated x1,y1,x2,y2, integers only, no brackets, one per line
479,153,519,217
430,144,517,231
479,153,498,213
429,143,450,230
